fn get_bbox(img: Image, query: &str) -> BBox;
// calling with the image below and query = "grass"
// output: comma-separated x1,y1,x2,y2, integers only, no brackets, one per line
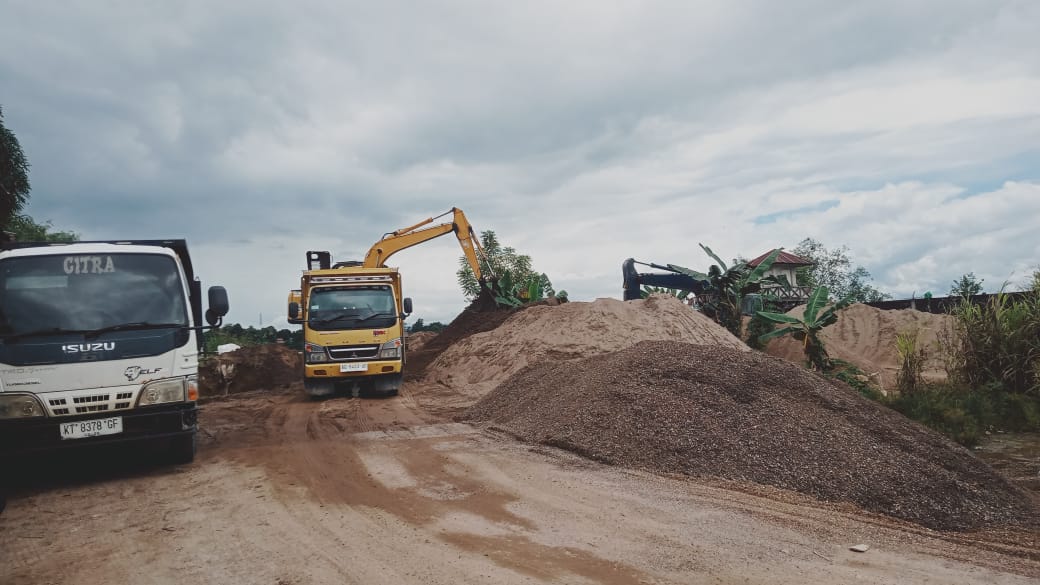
884,382,1040,447
824,359,1040,447
827,359,885,401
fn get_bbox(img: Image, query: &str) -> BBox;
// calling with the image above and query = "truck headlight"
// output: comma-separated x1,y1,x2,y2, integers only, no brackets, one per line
0,394,46,419
378,337,403,359
137,378,187,406
305,342,328,363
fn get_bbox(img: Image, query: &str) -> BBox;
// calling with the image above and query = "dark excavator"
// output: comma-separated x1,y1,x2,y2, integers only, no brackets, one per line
622,258,712,301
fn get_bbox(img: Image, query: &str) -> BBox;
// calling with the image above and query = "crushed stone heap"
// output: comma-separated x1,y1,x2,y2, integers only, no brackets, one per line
466,340,1037,531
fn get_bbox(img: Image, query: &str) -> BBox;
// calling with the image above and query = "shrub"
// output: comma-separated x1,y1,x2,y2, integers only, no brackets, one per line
884,381,1040,447
895,329,925,395
941,290,1040,396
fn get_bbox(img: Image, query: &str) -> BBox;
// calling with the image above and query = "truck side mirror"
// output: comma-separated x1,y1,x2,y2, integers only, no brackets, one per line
402,297,413,315
207,286,229,326
289,302,300,320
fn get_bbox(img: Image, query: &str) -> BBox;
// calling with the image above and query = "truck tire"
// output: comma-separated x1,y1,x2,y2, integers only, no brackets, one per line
170,433,197,464
305,379,336,399
367,373,401,398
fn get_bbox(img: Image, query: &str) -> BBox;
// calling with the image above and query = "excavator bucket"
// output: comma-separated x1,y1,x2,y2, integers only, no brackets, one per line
474,279,502,311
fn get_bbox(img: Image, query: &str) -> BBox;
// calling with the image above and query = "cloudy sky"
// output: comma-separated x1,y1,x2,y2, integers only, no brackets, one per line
2,0,1038,327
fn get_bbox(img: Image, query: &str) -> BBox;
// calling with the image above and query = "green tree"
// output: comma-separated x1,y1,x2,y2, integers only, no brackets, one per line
0,106,31,224
756,286,854,370
457,230,561,305
6,213,79,242
409,318,446,333
793,238,889,303
949,272,984,297
457,230,534,299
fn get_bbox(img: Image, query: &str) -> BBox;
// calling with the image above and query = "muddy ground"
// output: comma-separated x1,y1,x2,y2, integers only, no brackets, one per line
4,297,1040,584
3,381,1039,585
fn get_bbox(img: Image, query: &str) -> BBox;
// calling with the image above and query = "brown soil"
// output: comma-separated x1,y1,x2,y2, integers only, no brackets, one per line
403,299,517,382
198,343,303,399
763,304,954,391
7,387,1039,585
404,330,437,352
465,340,1039,532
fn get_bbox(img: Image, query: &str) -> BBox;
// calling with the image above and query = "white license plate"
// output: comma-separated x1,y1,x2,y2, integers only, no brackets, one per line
340,362,369,373
60,417,123,440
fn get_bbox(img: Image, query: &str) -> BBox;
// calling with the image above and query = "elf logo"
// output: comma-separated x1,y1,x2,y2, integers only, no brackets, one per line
62,342,116,353
124,366,161,381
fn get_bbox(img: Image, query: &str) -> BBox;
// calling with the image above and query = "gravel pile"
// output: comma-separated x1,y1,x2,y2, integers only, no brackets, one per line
466,340,1038,531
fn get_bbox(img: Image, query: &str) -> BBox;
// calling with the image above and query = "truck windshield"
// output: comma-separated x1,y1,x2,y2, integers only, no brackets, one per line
308,285,397,330
0,253,188,337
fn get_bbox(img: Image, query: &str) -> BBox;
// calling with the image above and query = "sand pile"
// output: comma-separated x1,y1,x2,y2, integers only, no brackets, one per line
764,303,954,391
466,340,1037,531
404,331,437,352
198,343,302,398
404,300,518,382
420,295,746,407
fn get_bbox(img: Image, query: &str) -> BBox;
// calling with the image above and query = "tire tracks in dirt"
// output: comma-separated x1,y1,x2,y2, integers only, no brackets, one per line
203,386,655,583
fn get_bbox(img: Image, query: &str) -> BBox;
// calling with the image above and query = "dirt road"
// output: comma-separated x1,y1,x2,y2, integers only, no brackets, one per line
3,384,1038,584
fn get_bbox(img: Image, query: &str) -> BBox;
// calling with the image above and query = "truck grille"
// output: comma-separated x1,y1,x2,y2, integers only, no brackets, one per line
44,389,139,417
327,344,379,361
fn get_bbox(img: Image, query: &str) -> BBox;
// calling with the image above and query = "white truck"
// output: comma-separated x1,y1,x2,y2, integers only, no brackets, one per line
0,238,228,466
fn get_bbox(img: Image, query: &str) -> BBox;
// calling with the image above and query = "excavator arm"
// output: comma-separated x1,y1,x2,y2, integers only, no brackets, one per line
622,258,711,301
363,207,492,282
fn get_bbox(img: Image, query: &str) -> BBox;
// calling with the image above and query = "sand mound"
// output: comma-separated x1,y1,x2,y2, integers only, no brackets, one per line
418,295,746,411
466,340,1038,531
404,300,518,382
198,343,302,398
405,331,437,352
764,303,954,391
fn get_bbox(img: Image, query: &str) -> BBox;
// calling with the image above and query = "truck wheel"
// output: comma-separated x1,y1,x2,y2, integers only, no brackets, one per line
170,433,197,464
367,373,401,398
305,379,336,399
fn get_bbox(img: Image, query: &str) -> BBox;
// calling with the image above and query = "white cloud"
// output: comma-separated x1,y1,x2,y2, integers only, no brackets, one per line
2,0,1038,324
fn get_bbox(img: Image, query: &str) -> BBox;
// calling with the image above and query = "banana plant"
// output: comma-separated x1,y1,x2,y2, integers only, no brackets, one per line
491,269,560,307
756,285,853,370
669,246,789,337
640,286,692,300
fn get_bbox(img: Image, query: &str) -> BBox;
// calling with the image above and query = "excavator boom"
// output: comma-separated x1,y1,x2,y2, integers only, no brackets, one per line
362,207,490,282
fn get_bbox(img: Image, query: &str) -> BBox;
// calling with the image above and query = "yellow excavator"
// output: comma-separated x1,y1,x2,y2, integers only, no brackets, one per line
287,208,494,398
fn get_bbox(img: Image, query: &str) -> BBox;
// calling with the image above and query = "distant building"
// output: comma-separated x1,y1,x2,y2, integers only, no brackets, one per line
746,249,814,308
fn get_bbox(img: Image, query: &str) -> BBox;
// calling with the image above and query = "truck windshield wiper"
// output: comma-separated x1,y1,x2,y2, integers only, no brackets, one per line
313,313,360,325
83,322,185,339
312,312,396,326
355,312,398,323
1,327,89,343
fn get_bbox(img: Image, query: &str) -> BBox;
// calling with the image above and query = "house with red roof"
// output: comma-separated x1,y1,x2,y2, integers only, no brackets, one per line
747,249,814,304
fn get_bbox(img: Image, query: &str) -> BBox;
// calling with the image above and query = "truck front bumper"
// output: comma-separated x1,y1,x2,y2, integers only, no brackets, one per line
303,360,403,397
0,402,197,459
304,359,403,380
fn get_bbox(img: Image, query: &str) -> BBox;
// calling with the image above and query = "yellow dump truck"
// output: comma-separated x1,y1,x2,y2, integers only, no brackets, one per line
287,208,490,398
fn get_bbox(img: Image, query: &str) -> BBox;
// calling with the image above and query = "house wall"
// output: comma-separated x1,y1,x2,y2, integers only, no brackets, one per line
763,266,799,286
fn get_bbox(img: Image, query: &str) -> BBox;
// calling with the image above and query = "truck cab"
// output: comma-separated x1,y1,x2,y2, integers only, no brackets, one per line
289,260,411,398
0,239,229,464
